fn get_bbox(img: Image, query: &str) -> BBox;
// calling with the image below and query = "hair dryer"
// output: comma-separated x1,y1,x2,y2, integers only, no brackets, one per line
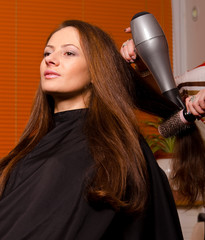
130,11,195,122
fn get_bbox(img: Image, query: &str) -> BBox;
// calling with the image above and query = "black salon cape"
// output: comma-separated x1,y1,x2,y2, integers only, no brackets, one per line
0,109,183,240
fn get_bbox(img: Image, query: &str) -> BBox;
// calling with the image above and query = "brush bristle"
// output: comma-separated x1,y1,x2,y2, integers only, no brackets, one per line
158,112,193,138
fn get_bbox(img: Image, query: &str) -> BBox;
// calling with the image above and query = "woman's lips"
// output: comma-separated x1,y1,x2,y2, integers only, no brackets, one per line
44,70,60,79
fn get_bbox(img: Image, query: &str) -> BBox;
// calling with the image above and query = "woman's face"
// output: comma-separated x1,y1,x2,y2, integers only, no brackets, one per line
40,26,91,111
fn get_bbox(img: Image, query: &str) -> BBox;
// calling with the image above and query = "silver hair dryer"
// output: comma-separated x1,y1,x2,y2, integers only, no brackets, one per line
130,12,185,110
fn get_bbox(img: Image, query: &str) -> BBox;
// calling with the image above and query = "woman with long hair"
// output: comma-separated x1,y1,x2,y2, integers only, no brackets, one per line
0,20,183,239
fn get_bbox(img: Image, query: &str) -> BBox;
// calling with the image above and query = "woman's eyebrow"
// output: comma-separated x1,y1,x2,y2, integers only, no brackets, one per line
45,44,54,49
45,44,80,50
61,43,80,50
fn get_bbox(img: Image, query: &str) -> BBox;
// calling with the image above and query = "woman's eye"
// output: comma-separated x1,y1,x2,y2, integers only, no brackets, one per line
65,51,74,56
43,52,51,57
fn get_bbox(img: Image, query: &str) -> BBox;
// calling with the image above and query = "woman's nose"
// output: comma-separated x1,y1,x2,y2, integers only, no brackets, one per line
45,52,60,66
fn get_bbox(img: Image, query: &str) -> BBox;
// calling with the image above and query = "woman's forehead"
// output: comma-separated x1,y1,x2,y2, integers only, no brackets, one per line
48,27,81,48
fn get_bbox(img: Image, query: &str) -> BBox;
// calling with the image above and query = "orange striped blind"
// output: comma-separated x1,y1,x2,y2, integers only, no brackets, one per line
0,0,172,157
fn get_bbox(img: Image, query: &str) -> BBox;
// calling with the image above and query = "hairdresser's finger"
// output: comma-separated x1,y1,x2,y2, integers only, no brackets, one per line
192,103,204,116
185,96,192,112
186,96,198,116
124,27,131,33
196,89,205,110
126,39,137,60
122,45,134,62
192,101,205,116
187,97,203,116
198,98,205,110
120,42,129,61
188,103,201,116
120,40,135,62
189,94,205,116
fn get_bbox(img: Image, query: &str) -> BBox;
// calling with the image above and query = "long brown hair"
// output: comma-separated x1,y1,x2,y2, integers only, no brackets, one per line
0,20,149,213
171,121,205,206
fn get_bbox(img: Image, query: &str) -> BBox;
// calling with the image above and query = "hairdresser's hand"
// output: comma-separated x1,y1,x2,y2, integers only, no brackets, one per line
186,89,205,117
120,27,137,63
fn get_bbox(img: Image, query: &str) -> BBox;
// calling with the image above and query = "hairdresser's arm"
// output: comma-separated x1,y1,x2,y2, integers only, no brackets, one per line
120,27,151,78
185,89,205,117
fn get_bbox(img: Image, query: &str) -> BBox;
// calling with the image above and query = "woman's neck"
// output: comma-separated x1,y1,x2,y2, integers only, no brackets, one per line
54,95,89,113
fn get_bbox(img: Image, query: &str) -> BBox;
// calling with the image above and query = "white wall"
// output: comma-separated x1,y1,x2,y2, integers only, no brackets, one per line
170,2,205,239
172,0,205,77
178,207,205,240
